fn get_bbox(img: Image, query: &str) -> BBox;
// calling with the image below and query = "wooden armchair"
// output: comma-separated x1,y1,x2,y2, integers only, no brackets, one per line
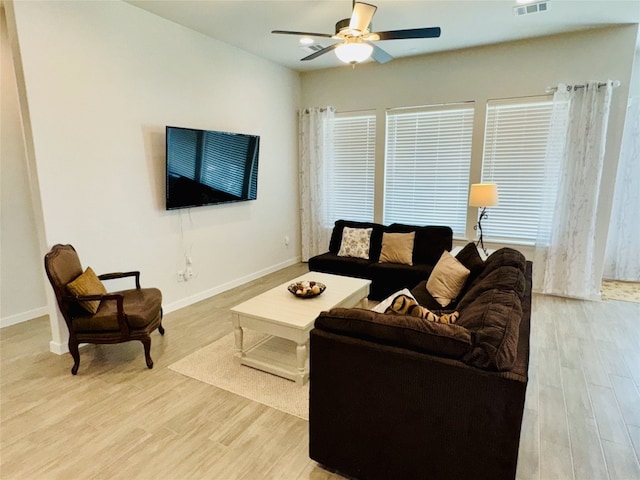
44,244,165,375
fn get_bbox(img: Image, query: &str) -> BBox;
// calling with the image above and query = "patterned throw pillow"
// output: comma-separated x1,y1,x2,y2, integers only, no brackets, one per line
337,227,373,259
66,266,107,314
371,288,416,313
385,293,459,324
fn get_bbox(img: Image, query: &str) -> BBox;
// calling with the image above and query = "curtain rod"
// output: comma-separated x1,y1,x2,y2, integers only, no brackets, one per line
300,106,334,114
545,80,620,94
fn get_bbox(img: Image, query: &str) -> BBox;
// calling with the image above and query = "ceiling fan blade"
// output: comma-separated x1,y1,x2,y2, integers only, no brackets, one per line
272,30,334,38
369,43,393,64
301,43,341,61
349,2,377,33
371,27,441,41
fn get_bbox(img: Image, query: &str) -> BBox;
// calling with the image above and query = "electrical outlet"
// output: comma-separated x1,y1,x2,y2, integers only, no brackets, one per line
177,270,185,282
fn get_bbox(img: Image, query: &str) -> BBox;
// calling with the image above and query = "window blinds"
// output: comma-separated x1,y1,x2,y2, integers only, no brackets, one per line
482,98,555,244
326,113,376,224
384,104,474,236
200,131,252,197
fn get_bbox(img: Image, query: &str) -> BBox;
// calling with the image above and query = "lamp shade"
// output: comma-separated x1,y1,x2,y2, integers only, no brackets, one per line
335,42,373,64
469,183,499,207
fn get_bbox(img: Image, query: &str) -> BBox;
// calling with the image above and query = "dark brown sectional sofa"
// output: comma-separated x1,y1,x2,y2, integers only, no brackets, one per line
309,246,532,480
308,220,453,300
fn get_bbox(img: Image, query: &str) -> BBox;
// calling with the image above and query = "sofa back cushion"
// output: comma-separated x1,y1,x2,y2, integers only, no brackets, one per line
455,243,485,284
460,247,526,298
483,248,526,275
387,224,453,265
457,288,522,371
457,265,526,312
329,220,384,261
315,307,472,359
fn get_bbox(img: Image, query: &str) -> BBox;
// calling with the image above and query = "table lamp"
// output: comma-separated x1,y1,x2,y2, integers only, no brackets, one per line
469,183,499,256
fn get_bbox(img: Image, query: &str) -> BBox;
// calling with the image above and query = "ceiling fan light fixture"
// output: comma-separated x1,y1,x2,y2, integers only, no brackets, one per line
335,41,373,64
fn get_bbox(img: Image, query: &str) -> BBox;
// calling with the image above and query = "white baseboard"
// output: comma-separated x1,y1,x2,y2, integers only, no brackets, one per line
163,256,301,314
49,340,68,355
0,307,48,329
9,258,301,355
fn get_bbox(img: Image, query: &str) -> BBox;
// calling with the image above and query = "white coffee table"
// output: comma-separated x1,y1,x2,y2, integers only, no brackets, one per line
230,272,371,385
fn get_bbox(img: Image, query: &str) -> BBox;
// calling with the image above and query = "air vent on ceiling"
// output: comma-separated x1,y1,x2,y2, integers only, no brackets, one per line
513,1,549,16
302,44,325,53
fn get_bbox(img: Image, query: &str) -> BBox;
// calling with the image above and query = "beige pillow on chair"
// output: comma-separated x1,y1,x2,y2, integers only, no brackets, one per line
426,251,470,307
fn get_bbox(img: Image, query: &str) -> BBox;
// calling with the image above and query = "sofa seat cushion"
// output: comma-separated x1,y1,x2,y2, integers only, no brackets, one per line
308,252,372,280
315,307,472,359
410,280,450,311
387,224,453,265
72,287,162,332
368,262,434,300
457,288,522,371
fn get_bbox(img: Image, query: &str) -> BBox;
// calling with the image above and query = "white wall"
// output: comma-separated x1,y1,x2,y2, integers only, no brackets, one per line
6,0,301,352
300,25,637,277
0,7,48,328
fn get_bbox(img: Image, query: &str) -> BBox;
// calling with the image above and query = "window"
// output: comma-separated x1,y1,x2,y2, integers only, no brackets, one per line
384,104,474,237
325,112,376,225
481,97,559,244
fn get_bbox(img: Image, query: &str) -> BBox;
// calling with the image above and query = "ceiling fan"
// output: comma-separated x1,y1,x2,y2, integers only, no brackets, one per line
272,1,441,65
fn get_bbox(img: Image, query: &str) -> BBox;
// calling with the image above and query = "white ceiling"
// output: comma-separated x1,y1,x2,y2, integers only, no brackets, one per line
125,0,640,72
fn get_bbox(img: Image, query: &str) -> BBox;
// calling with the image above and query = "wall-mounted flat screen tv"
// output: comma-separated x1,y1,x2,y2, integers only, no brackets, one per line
165,126,260,210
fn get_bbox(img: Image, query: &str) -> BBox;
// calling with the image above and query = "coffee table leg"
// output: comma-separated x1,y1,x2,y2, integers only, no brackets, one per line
233,324,245,361
296,342,307,385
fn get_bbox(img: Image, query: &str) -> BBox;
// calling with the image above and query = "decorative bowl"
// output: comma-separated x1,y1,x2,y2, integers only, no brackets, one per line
288,280,326,299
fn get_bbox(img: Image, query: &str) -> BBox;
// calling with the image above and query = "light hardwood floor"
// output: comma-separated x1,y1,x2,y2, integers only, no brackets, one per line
1,263,639,480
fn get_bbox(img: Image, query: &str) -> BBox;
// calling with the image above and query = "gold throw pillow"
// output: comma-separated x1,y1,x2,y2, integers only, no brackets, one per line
66,267,107,314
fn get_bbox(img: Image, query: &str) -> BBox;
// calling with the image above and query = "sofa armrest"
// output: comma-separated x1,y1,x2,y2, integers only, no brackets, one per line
315,307,471,359
309,328,528,480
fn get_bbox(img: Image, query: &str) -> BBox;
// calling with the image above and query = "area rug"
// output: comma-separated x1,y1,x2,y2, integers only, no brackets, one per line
168,331,309,420
601,280,640,303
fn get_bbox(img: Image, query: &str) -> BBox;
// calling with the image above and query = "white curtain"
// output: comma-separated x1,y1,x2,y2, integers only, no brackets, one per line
603,96,640,281
534,81,614,299
299,106,335,261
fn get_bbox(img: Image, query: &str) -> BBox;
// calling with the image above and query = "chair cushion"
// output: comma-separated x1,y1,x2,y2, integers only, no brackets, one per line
308,252,373,280
72,287,162,332
66,267,107,314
